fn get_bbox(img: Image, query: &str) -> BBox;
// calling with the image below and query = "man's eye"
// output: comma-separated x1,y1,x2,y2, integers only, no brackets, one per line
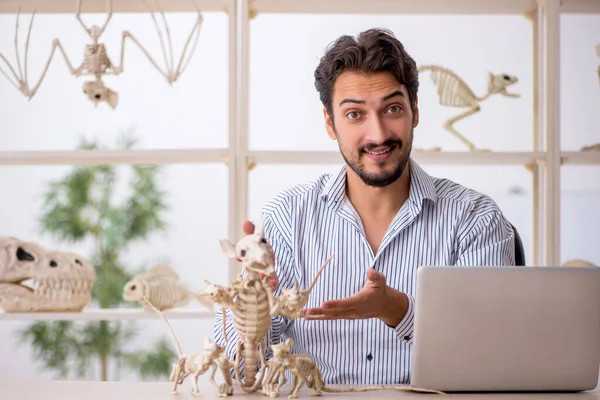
387,106,401,113
346,111,360,119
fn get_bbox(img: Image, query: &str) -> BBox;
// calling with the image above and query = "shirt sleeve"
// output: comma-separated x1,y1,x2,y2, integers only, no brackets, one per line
454,208,516,266
391,293,415,345
212,209,296,378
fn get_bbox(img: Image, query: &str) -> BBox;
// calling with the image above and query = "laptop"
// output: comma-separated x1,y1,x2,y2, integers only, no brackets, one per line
410,266,600,392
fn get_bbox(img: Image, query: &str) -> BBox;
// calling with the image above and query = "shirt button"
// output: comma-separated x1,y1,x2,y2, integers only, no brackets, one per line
367,353,373,361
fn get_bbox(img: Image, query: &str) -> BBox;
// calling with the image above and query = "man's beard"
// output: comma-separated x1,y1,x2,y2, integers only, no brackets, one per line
339,134,412,188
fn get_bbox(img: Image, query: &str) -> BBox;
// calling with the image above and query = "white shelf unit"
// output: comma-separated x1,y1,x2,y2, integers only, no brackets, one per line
0,0,598,322
0,308,214,321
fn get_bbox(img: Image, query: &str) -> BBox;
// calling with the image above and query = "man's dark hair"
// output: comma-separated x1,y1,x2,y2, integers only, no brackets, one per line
314,28,419,122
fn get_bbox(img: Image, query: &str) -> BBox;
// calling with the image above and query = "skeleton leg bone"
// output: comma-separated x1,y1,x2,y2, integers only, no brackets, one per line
443,105,491,152
0,8,58,99
118,0,203,84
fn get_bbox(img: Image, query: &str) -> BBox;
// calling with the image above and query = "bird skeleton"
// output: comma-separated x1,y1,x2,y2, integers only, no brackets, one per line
418,64,520,152
0,0,203,109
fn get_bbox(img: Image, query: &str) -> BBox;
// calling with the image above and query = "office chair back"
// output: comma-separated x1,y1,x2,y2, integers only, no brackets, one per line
511,223,526,266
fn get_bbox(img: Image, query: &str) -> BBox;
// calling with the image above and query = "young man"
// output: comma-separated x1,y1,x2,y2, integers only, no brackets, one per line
213,28,515,385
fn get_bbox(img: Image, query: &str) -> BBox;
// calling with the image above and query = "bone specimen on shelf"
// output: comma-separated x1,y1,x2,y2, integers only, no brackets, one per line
562,259,597,267
418,64,520,152
0,236,95,312
0,0,204,109
122,264,200,311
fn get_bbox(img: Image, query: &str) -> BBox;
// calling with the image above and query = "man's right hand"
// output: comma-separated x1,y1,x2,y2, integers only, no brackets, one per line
242,220,278,291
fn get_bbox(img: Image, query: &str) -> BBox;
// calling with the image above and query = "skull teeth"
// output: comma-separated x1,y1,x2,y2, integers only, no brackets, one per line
29,279,92,298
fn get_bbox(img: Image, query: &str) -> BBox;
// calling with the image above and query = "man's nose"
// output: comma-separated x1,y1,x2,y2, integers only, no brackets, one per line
364,115,390,143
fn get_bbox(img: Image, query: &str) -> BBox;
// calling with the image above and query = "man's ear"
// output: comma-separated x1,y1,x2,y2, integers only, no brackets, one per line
324,107,336,140
412,96,419,128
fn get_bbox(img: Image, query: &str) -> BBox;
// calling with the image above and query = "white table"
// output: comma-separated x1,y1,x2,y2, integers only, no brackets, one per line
2,381,600,400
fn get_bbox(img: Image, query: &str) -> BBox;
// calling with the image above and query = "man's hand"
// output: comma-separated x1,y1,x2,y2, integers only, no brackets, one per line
242,220,278,291
303,267,409,327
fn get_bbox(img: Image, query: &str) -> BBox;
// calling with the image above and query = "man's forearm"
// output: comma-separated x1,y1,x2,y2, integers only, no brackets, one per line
379,286,409,327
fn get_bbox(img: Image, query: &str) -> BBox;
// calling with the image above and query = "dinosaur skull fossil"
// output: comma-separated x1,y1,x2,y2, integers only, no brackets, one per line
0,237,95,312
83,80,118,109
488,73,519,98
219,217,276,275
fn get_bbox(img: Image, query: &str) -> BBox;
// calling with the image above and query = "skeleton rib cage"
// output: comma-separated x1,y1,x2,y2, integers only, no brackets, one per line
418,65,480,107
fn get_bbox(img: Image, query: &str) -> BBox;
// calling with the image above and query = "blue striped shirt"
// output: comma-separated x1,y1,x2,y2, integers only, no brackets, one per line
213,158,515,385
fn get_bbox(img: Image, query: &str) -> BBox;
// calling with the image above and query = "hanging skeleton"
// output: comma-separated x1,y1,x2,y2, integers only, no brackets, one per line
0,0,203,109
418,64,520,152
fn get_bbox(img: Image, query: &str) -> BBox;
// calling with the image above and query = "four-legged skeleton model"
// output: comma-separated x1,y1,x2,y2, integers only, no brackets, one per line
0,0,203,109
418,64,520,152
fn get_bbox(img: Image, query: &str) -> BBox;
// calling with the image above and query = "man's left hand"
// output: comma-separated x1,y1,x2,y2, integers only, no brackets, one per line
302,267,409,327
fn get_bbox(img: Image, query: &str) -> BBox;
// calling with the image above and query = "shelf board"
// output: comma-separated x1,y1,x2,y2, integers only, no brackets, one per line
0,0,596,15
0,0,229,13
560,0,600,14
0,149,228,166
249,150,546,166
0,308,215,321
250,0,539,15
561,151,600,166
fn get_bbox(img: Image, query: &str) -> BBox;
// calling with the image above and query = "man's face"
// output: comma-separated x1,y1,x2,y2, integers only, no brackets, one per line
324,71,418,188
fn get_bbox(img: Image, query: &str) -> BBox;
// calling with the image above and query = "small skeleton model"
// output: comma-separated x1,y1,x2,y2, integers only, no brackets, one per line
122,264,198,311
0,0,203,109
418,64,520,152
563,259,597,267
0,236,95,312
141,295,233,396
205,217,280,393
270,254,334,321
263,338,448,399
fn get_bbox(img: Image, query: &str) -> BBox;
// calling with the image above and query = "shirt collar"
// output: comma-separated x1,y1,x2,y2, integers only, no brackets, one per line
320,157,437,208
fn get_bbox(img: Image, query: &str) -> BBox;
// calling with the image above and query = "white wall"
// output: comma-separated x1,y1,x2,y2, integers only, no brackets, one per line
0,9,598,383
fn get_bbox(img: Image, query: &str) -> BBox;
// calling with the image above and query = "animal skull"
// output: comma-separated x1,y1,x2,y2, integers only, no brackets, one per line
83,80,118,109
219,217,276,275
488,73,519,98
0,237,95,312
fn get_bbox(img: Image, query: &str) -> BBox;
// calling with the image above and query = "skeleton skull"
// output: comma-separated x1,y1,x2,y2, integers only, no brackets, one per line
0,237,95,312
488,73,519,98
83,80,118,109
219,217,276,275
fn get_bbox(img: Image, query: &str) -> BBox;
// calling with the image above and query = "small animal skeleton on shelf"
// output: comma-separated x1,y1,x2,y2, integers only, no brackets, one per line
562,259,597,267
122,264,200,311
418,64,520,152
0,0,203,109
0,236,95,312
